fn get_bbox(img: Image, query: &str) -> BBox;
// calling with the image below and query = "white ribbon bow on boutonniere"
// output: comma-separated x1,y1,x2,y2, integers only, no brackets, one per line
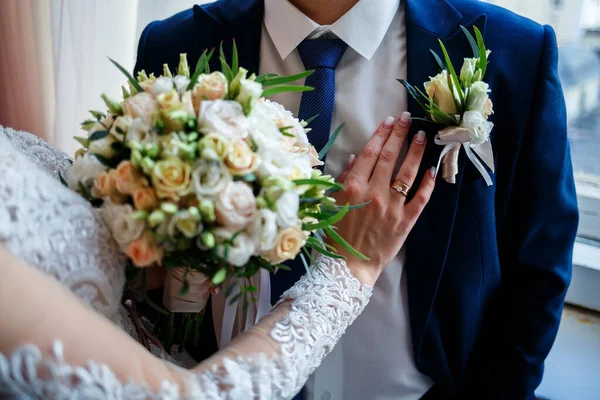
399,25,496,186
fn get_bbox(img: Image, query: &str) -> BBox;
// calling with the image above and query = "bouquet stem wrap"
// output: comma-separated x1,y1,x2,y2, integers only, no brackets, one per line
434,126,495,186
163,268,211,313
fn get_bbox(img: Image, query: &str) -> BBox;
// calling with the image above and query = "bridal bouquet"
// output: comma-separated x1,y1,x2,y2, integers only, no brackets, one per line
68,46,364,348
399,26,495,186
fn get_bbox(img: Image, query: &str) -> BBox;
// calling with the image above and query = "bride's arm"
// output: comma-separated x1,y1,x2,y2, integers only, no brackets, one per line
1,115,434,399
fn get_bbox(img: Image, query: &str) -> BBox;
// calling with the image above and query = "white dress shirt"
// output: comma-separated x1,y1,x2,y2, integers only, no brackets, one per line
260,0,434,399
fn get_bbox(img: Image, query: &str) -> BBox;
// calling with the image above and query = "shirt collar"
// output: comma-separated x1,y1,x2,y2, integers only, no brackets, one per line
264,0,401,60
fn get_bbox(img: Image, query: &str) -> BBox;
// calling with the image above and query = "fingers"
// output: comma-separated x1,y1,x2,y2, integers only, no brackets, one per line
337,154,356,183
391,130,427,203
346,116,395,183
371,112,412,188
405,166,436,219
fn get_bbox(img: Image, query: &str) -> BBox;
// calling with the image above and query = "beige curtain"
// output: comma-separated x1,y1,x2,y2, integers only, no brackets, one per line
0,0,54,141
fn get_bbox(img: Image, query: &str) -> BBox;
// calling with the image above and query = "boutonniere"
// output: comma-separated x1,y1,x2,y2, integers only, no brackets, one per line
399,26,495,186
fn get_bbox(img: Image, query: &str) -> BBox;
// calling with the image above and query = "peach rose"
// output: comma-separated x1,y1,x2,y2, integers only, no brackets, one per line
126,231,163,268
225,140,261,176
261,227,306,264
115,161,148,195
215,181,257,230
92,170,126,203
133,187,159,211
192,72,228,113
124,92,159,126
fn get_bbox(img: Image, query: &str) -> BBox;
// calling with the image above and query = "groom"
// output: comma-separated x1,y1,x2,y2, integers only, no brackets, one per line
135,0,578,398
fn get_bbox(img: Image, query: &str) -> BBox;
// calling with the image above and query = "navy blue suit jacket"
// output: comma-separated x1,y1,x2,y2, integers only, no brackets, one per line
134,0,579,398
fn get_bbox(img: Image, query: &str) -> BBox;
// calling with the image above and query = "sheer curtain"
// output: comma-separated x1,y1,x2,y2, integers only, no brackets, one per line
0,0,210,155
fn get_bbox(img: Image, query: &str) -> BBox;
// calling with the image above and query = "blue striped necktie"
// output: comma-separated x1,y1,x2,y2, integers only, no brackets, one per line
270,38,348,305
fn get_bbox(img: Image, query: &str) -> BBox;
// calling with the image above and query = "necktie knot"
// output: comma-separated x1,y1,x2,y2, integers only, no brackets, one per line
297,38,348,70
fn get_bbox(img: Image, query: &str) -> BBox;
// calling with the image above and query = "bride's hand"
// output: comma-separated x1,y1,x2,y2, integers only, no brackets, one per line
331,112,435,286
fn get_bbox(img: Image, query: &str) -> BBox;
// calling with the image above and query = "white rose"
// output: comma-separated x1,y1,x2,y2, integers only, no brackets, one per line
248,209,278,252
247,113,282,152
89,134,118,158
173,74,190,97
167,209,203,239
109,116,131,141
236,79,263,112
289,153,313,180
460,57,479,87
213,228,256,267
274,191,300,228
460,110,493,145
252,99,307,145
215,181,257,230
68,153,106,191
124,92,159,126
198,100,249,139
424,70,459,117
466,81,490,112
127,118,157,145
191,159,232,197
150,76,175,97
100,201,145,251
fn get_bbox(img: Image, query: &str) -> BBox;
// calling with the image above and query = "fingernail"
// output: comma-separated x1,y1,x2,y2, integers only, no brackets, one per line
429,166,437,178
399,111,411,126
348,153,356,167
415,130,426,145
383,116,395,128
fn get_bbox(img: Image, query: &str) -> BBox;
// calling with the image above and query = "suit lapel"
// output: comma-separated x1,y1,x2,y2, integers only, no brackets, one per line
404,0,487,366
193,0,264,74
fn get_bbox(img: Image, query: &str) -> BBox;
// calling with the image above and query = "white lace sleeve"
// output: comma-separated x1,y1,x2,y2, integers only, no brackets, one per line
1,256,372,400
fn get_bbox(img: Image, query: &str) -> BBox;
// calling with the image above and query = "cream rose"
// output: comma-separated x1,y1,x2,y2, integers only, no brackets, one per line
191,159,231,197
460,110,493,145
215,181,257,230
133,187,159,211
248,209,278,253
181,90,195,117
213,228,256,267
199,133,232,160
483,97,494,117
152,159,192,201
167,209,203,239
192,72,228,112
225,140,261,176
100,201,145,252
125,231,163,267
68,153,106,191
424,70,459,117
261,227,305,264
124,92,159,126
274,191,300,228
115,161,148,195
156,89,181,110
198,100,249,139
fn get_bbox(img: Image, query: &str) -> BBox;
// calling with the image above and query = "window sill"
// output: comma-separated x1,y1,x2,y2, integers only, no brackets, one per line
565,239,600,312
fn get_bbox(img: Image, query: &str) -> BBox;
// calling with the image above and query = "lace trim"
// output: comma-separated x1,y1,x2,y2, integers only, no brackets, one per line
0,256,371,400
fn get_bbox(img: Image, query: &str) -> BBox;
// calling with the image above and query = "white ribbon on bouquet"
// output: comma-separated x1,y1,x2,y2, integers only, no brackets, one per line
434,126,495,186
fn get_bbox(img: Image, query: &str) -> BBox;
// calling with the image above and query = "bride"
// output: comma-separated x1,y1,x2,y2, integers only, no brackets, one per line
0,113,434,398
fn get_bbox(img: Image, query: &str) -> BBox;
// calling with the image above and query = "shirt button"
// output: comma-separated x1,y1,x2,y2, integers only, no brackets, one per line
321,392,332,400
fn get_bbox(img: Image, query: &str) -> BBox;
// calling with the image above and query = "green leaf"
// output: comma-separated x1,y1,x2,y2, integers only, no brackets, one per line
261,85,313,98
212,268,227,285
255,73,278,84
473,26,487,78
460,25,480,58
303,114,319,126
231,39,239,77
324,226,369,261
187,50,208,90
293,179,344,191
93,153,115,168
233,172,257,182
262,70,314,86
58,173,68,187
88,130,109,142
303,204,349,230
302,247,320,273
89,110,106,120
219,42,233,82
437,39,464,106
397,79,430,117
306,238,346,259
108,57,143,93
299,253,313,280
279,126,295,137
205,48,215,74
318,122,344,160
430,50,446,71
323,200,371,211
276,263,292,271
74,136,90,148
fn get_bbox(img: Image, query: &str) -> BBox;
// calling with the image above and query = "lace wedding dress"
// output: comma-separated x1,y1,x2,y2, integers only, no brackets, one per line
0,127,373,399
